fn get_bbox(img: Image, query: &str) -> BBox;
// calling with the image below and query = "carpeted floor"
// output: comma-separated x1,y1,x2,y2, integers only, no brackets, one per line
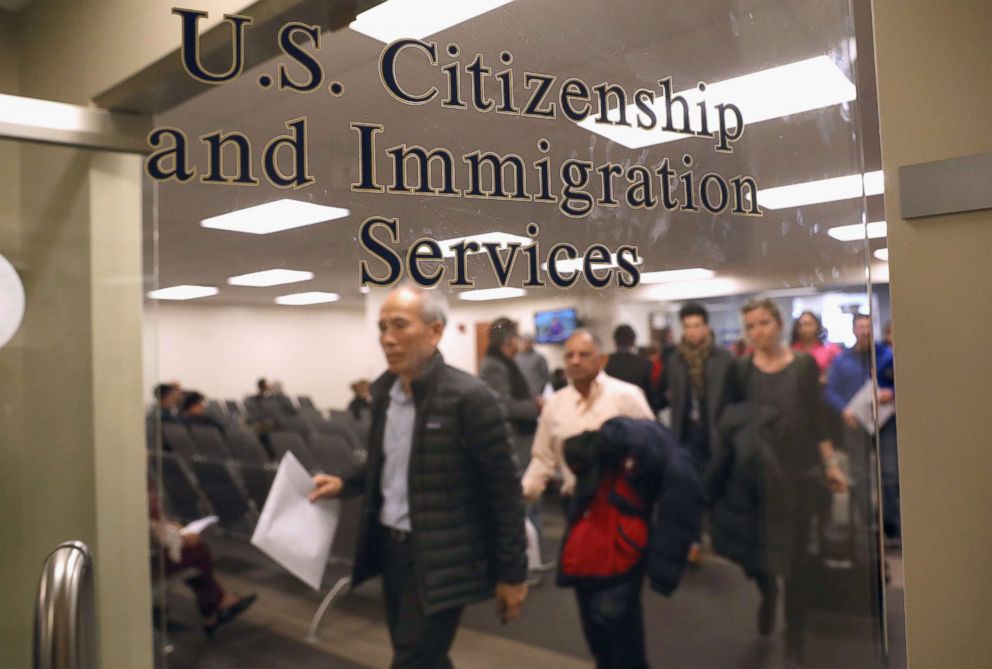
155,516,906,669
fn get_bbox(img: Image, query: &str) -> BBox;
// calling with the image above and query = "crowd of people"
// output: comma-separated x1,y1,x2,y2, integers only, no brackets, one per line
150,285,898,668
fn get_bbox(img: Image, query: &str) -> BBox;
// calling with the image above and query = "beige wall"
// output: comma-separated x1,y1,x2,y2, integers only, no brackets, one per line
18,0,249,103
872,1,992,667
0,2,247,667
0,9,20,94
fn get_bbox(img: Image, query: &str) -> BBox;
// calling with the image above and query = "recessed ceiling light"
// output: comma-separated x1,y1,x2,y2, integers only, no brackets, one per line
874,248,889,261
201,199,350,235
458,287,527,301
275,291,340,305
577,56,856,149
436,232,533,258
351,0,514,43
639,268,715,284
540,253,643,275
757,171,884,209
227,269,314,287
827,220,887,242
636,277,746,302
147,285,219,301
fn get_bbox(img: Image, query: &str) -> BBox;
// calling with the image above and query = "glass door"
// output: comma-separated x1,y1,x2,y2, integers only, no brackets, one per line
143,1,900,667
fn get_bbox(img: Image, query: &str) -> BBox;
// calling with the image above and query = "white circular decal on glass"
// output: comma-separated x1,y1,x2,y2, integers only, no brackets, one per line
0,254,26,349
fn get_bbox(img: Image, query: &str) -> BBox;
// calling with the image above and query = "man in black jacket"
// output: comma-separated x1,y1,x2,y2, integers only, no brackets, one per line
310,286,528,669
605,324,657,410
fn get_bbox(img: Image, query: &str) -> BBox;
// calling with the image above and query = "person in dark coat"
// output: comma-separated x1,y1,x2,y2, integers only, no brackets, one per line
180,390,226,434
659,303,737,565
309,286,528,669
605,324,657,409
706,298,847,669
559,417,702,669
479,318,554,579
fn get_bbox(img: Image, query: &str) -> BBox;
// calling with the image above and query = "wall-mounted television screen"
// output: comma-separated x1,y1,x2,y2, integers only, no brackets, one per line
534,308,578,344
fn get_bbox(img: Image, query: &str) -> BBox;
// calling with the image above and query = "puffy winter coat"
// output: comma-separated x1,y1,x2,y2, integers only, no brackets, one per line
559,417,702,596
345,352,528,614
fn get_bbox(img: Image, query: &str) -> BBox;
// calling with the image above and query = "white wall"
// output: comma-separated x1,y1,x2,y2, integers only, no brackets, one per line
151,302,375,409
149,292,662,408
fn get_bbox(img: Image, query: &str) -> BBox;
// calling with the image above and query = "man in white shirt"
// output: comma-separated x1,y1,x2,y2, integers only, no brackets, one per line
522,329,655,501
521,329,656,667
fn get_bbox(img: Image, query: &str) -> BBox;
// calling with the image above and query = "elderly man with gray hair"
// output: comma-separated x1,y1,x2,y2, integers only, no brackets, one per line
310,285,528,669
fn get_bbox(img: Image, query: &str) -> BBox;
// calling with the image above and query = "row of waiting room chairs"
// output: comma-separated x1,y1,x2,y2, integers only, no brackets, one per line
153,413,366,536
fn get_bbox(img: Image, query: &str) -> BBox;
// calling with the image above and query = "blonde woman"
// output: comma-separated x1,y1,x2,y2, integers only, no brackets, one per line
707,298,847,668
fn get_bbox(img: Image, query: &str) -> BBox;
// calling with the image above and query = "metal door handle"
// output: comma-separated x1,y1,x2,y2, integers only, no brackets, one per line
34,541,95,669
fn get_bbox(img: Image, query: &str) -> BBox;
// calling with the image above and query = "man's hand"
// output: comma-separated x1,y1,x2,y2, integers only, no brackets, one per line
825,464,848,494
309,474,344,502
521,480,542,503
495,582,527,624
878,388,895,405
842,408,860,430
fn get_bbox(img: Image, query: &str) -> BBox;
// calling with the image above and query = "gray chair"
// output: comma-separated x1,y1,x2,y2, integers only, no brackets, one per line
329,410,367,448
188,424,230,460
226,426,272,465
307,433,359,477
225,399,242,415
187,458,253,526
237,463,276,511
317,420,361,452
269,430,320,472
157,453,205,523
161,422,198,461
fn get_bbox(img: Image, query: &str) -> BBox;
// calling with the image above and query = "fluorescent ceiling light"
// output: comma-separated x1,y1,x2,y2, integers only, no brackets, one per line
0,93,90,132
458,287,527,301
227,269,314,287
640,268,715,284
201,199,349,235
351,0,514,43
636,277,747,302
577,56,856,149
436,231,532,258
827,220,888,242
757,171,884,209
147,285,218,301
540,253,643,275
874,248,889,261
275,291,340,305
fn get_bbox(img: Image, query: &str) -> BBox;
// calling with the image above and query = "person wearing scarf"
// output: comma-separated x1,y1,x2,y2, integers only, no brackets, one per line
659,303,737,567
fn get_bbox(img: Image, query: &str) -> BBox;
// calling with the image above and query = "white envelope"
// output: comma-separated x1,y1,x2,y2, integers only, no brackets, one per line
250,451,340,590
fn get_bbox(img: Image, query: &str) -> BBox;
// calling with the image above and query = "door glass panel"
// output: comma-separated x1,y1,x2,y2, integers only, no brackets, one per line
144,1,902,667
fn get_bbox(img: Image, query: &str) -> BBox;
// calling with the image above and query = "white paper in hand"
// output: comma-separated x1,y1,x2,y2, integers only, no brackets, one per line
525,518,542,570
251,452,340,590
181,515,219,536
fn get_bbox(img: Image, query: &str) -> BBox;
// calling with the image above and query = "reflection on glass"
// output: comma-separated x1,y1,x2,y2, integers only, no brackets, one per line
144,0,899,667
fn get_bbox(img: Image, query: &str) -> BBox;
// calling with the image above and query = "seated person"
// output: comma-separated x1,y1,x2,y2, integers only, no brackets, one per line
147,382,182,449
346,379,372,421
148,480,256,635
181,391,226,433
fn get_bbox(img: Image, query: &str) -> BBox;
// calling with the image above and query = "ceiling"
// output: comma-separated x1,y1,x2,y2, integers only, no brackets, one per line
148,0,887,309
